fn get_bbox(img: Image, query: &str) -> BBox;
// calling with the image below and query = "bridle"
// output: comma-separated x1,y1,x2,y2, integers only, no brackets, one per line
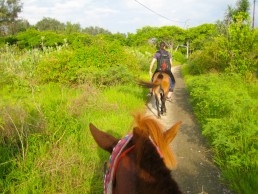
104,134,134,194
103,134,163,194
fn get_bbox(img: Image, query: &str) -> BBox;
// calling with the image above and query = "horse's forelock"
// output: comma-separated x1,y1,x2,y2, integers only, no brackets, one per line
133,114,176,170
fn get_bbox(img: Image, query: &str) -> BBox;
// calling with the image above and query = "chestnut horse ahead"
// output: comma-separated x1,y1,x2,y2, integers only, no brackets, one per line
138,72,170,118
89,114,182,194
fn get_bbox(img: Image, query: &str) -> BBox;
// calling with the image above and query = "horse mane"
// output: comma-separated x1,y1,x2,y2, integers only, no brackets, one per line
133,113,176,170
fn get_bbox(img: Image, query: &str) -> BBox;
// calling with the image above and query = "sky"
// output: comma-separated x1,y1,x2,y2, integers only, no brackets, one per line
19,0,258,34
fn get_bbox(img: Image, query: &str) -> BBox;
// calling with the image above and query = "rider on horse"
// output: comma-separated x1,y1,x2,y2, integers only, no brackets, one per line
149,41,176,99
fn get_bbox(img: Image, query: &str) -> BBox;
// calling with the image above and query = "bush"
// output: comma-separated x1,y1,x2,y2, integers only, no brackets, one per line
188,13,258,76
66,33,93,48
173,51,187,64
185,72,258,193
15,29,66,49
36,38,140,85
36,49,76,83
77,66,134,86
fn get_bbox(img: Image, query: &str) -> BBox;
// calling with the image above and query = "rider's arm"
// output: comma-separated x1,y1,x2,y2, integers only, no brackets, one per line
170,58,173,70
149,58,156,78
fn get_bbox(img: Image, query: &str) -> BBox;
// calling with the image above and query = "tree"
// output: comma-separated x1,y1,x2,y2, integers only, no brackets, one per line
65,22,81,34
0,0,23,35
225,0,250,23
15,19,30,32
82,26,111,35
187,24,217,52
156,26,186,51
35,17,65,32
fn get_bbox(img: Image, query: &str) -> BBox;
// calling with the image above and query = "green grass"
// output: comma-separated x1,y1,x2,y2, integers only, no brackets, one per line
0,43,149,193
0,81,146,193
182,64,258,194
2,40,257,194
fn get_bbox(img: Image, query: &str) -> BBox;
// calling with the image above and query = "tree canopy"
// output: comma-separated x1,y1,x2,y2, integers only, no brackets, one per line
0,0,22,35
225,0,250,23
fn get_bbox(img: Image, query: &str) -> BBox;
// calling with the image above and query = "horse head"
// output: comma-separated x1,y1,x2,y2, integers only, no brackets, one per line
89,113,182,194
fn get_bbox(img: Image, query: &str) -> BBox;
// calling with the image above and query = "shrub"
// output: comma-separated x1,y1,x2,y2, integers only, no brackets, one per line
173,51,187,64
36,49,76,83
15,29,66,49
36,38,140,85
188,13,258,76
185,72,258,193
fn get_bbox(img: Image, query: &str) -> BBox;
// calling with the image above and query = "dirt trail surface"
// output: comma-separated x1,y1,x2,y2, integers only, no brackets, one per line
145,66,232,194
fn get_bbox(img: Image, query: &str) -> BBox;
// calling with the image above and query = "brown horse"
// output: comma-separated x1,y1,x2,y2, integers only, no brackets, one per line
138,72,171,118
89,113,182,194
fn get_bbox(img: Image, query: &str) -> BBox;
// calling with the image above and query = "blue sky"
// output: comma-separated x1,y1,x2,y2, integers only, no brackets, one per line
19,0,257,33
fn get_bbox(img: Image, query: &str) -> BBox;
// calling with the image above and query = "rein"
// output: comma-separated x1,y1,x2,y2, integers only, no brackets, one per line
113,145,135,176
104,134,163,194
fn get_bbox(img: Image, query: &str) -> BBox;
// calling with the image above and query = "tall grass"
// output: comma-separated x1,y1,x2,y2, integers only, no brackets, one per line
0,43,147,193
0,82,146,193
182,65,258,193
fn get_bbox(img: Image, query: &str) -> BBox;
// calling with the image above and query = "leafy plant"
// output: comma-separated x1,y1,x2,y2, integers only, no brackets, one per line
184,72,258,193
189,12,258,76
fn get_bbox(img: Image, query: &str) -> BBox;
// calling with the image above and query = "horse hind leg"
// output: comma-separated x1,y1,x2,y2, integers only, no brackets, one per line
162,98,166,115
155,95,161,118
160,90,166,115
160,93,164,115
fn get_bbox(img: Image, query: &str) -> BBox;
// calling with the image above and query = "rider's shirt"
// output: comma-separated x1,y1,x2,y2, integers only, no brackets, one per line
153,49,172,60
154,49,172,72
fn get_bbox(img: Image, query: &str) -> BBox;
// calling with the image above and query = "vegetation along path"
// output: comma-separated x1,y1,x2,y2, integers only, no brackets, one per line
145,66,232,194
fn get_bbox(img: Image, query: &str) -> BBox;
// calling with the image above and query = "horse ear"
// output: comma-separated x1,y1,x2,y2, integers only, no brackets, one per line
89,123,119,153
163,121,182,144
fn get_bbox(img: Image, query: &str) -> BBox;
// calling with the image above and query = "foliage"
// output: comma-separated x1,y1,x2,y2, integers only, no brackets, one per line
66,32,93,48
36,49,76,83
15,28,67,49
35,17,66,32
104,33,128,46
225,0,250,24
65,21,81,34
82,26,111,35
127,45,155,73
2,29,129,49
15,19,30,32
0,82,146,193
0,0,22,35
0,38,147,193
184,71,258,193
35,37,140,85
130,25,186,48
189,12,258,76
187,24,217,51
172,51,187,64
0,0,22,22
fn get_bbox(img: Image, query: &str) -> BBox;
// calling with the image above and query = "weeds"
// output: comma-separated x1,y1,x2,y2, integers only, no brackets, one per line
184,71,258,193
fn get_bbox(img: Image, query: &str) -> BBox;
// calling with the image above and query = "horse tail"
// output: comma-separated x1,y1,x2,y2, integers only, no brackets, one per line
138,80,162,88
138,73,164,88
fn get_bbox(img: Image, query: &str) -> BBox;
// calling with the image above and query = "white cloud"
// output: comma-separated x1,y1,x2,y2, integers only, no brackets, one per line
19,0,257,33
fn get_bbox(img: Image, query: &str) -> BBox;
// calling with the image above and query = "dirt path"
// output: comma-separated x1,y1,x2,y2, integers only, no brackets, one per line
145,66,232,194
